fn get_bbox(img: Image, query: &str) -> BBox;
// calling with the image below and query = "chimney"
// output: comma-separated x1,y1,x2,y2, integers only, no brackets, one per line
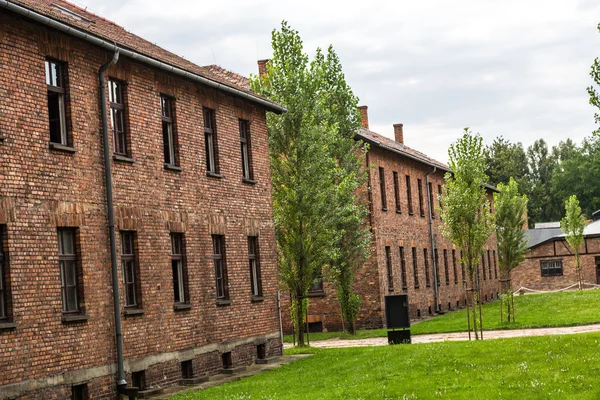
358,105,369,129
393,123,404,144
257,59,269,77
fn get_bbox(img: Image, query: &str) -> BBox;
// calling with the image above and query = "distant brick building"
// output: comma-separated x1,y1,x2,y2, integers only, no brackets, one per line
511,219,600,291
295,107,500,333
0,1,284,398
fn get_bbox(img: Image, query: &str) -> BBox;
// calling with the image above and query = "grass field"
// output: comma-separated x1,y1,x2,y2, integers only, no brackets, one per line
171,332,600,399
283,289,600,343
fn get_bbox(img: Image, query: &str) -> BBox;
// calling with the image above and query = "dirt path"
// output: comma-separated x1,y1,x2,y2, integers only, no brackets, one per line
286,323,600,349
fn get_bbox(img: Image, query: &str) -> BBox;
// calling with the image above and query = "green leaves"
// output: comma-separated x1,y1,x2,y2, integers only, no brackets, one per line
250,21,369,342
560,195,586,289
494,178,529,276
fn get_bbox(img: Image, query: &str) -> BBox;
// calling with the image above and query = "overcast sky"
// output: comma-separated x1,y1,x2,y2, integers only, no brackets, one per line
74,0,600,162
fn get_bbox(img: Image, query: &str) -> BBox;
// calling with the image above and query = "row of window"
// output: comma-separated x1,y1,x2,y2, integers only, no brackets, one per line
0,225,263,323
378,167,442,217
384,245,497,291
44,59,255,180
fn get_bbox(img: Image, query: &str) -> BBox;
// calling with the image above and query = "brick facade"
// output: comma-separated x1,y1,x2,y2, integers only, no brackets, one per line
0,4,281,399
511,236,600,291
288,111,500,333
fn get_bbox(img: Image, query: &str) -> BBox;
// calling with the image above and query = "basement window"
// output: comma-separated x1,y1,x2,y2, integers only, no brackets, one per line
131,370,146,391
71,383,88,400
540,260,563,277
181,360,194,379
222,352,233,369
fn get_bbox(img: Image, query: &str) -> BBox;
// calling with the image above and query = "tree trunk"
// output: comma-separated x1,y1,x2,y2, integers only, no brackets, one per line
294,295,306,346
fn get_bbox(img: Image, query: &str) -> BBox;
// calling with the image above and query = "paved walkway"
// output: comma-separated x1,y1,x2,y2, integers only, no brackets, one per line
286,323,600,349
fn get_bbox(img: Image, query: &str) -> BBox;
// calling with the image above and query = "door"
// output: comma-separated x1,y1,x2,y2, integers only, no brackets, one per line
596,257,600,285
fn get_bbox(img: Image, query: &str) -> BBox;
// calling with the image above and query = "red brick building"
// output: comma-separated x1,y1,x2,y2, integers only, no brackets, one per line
511,219,600,291
300,107,500,333
0,1,284,398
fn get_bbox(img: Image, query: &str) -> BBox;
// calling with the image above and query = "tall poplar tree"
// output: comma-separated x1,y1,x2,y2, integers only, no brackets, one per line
440,129,495,340
560,195,586,290
251,22,370,345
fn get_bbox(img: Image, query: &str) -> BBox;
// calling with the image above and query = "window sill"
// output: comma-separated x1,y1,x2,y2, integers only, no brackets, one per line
414,285,420,289
420,213,426,218
307,291,326,298
0,322,17,331
216,299,232,306
251,296,264,302
113,154,134,164
61,314,89,323
206,171,222,178
388,288,395,293
381,207,388,212
164,164,183,172
402,286,408,291
408,212,414,216
124,308,145,316
174,303,192,311
396,210,402,214
49,142,76,153
242,178,256,185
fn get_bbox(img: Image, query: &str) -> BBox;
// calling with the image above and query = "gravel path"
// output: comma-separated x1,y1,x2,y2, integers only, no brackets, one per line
285,323,600,349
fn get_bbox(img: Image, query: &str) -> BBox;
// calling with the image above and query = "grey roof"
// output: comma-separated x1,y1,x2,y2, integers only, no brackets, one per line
526,219,600,248
525,227,563,248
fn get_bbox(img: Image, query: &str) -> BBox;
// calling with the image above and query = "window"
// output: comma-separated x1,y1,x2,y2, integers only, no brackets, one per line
71,384,88,400
240,120,254,180
417,179,424,217
131,371,146,391
452,249,458,284
481,253,487,280
121,232,140,308
493,250,498,279
248,236,262,298
181,360,194,380
443,249,449,285
109,79,128,156
406,175,413,215
204,108,219,174
393,171,401,213
171,233,188,304
399,247,407,289
161,95,178,166
0,226,9,320
412,247,419,288
379,167,387,210
45,59,69,145
428,182,435,218
541,260,563,277
434,248,439,286
212,235,229,300
487,250,492,280
58,228,81,313
309,275,324,293
438,184,443,210
385,246,393,290
424,248,430,287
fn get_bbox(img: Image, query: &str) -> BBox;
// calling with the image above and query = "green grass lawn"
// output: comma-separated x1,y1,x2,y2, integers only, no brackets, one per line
171,332,600,399
284,289,600,343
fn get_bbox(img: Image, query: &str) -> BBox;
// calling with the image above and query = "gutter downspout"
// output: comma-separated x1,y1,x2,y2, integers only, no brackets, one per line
425,166,440,314
99,50,127,390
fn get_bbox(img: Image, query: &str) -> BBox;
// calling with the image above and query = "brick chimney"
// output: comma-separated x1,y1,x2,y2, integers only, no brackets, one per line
358,106,369,129
393,123,404,144
257,59,269,77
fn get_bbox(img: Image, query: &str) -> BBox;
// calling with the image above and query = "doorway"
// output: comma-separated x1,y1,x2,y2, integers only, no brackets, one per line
596,257,600,285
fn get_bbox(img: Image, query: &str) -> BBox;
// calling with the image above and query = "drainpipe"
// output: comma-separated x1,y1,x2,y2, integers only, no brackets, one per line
99,50,127,391
425,166,439,313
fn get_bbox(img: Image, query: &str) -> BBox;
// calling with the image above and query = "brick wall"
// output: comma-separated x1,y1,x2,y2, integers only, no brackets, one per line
511,237,600,291
0,11,281,398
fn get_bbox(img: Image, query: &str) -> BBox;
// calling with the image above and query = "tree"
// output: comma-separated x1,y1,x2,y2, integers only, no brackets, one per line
312,47,371,335
526,139,558,224
587,22,600,134
440,129,495,340
485,137,529,189
250,22,369,345
494,178,528,322
560,195,586,290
